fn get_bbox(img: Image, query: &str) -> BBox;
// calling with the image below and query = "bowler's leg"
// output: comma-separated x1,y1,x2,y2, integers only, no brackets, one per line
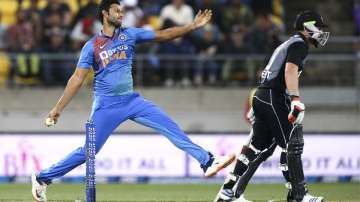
132,102,210,166
37,107,127,184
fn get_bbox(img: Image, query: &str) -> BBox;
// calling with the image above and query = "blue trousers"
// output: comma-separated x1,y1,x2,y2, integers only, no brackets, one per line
38,92,209,183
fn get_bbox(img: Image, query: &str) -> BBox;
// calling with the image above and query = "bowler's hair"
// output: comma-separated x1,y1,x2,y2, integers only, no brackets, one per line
97,0,121,24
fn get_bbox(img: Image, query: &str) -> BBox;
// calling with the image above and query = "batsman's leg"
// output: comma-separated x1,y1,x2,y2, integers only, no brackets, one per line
280,148,296,201
214,144,276,202
286,124,324,202
234,141,276,198
214,129,276,202
286,124,306,202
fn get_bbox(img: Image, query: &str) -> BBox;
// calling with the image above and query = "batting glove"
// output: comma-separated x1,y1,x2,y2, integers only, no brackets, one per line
288,96,305,124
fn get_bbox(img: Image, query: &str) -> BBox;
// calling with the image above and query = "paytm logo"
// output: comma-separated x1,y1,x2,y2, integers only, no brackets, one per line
99,45,129,66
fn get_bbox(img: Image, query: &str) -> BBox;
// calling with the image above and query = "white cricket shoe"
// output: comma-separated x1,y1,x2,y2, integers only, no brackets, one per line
232,194,252,202
214,188,252,202
31,172,47,202
214,188,234,202
204,153,236,177
301,193,324,202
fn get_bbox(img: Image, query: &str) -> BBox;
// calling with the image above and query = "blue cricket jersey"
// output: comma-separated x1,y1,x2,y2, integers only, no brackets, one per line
77,27,155,96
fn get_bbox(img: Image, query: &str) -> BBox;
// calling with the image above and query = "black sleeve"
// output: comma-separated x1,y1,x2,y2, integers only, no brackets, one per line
286,42,308,67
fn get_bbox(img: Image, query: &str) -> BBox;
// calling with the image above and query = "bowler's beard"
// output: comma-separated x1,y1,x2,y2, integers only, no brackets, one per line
107,16,122,28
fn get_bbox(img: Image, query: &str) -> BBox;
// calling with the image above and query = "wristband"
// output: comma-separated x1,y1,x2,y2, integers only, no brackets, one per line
290,95,300,100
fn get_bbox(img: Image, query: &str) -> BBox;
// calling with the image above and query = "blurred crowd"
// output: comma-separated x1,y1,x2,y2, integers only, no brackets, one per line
0,0,285,87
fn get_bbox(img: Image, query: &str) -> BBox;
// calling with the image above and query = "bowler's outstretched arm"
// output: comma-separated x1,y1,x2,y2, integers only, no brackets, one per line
154,9,212,42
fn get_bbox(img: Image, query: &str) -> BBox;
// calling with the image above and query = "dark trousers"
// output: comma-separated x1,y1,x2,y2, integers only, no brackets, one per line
251,88,293,150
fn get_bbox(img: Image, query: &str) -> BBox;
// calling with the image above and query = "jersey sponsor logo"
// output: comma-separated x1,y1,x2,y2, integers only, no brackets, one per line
99,45,129,66
261,69,272,80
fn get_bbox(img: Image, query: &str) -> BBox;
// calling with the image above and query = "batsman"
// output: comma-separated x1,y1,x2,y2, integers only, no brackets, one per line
214,10,330,202
31,1,235,201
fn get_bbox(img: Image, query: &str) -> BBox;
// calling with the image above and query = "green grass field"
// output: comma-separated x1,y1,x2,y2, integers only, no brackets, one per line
0,183,359,202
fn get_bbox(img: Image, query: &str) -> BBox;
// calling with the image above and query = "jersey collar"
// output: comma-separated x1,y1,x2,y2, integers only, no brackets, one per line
99,28,121,39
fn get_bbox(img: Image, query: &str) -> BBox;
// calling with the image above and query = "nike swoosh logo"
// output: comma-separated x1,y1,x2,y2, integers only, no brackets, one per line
100,43,107,49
